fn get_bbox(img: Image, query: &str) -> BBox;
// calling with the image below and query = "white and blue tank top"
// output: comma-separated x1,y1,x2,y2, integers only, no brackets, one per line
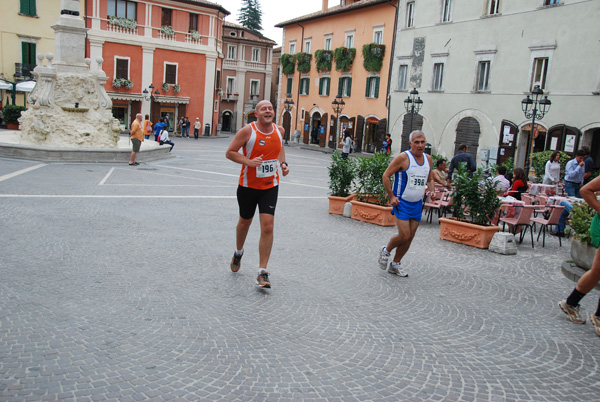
392,150,431,203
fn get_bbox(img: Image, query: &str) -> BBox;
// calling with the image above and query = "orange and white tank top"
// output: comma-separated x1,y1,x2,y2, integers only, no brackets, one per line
239,122,283,189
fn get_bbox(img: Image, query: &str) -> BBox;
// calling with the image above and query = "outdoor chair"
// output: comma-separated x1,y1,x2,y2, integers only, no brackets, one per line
424,190,446,223
499,205,536,248
530,205,565,247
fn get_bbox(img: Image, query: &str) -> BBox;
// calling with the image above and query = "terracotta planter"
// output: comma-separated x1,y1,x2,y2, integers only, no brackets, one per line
6,123,19,130
571,238,596,271
350,200,395,226
439,217,500,249
328,194,355,215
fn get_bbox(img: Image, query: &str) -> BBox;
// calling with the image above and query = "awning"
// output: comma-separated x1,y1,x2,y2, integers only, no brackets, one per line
107,92,144,101
0,81,12,90
154,95,190,105
16,81,36,92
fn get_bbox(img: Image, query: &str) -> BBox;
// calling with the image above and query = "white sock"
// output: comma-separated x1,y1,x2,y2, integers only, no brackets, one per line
258,268,268,275
390,261,400,267
382,247,390,255
235,249,244,256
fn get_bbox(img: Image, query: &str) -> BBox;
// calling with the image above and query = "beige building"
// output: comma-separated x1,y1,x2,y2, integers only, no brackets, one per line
0,0,83,106
389,0,600,169
218,22,276,133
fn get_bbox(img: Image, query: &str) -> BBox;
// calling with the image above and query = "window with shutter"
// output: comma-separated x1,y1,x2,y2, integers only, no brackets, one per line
165,64,177,84
116,58,129,79
20,0,36,16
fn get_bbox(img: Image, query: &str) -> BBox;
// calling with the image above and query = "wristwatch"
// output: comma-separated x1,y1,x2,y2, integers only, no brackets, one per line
280,161,288,167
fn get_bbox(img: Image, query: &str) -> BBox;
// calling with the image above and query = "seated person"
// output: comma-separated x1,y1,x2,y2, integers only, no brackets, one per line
505,167,528,201
432,159,449,187
159,127,175,152
491,165,511,194
552,200,573,237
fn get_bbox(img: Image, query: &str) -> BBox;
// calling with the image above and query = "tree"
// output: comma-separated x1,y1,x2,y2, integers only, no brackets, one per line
237,0,263,33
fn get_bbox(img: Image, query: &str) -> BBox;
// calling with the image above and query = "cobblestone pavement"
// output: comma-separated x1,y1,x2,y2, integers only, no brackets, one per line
1,136,600,401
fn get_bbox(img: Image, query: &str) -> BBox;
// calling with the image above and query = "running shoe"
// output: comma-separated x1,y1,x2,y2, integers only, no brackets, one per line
256,272,271,288
388,262,408,277
230,252,243,272
590,314,600,336
558,300,586,324
378,246,390,270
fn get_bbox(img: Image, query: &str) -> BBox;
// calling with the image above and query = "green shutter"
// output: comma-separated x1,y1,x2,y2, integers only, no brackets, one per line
365,77,370,97
338,77,343,97
20,0,36,16
305,78,309,95
319,78,323,95
326,78,330,96
347,78,352,97
374,77,380,98
287,77,293,95
30,0,36,16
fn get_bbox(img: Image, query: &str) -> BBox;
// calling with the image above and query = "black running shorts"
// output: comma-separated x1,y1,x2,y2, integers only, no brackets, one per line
237,185,279,219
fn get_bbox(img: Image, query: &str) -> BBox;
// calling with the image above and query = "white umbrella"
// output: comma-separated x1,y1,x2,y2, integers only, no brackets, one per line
0,81,12,90
16,81,36,92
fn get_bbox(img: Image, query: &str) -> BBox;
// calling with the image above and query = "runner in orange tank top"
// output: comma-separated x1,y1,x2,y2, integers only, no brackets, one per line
225,100,290,288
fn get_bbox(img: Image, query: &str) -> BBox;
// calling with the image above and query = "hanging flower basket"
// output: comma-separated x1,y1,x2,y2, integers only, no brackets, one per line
108,16,138,30
173,84,181,93
161,25,175,37
294,52,312,73
362,43,386,72
162,82,169,92
315,50,333,72
112,78,133,89
189,30,201,41
281,53,295,75
333,47,356,72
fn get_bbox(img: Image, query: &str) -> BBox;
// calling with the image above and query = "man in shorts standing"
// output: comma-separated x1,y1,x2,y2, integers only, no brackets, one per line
378,130,435,277
129,113,143,166
225,100,290,288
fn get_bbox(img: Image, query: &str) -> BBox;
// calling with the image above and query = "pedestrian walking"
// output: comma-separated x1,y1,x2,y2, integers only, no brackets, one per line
194,117,201,139
142,114,152,140
183,116,191,138
225,100,290,288
129,113,143,166
378,130,435,277
341,129,352,159
558,175,600,336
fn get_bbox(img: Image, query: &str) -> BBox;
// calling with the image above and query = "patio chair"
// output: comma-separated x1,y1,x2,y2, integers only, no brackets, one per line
499,205,536,247
530,205,566,247
423,190,446,223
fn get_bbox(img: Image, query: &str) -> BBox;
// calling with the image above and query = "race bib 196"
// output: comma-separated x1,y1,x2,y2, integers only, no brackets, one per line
256,159,278,178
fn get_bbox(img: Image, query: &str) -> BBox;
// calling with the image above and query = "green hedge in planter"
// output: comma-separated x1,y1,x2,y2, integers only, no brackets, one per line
355,152,392,206
328,151,355,197
4,105,27,124
451,165,502,226
569,202,595,246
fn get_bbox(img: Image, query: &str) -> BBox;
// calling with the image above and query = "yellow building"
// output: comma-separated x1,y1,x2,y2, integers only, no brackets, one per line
0,0,83,107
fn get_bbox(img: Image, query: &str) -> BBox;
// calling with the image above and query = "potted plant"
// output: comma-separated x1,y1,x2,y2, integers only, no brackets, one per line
350,152,395,226
333,47,356,72
439,165,502,248
162,82,169,92
294,52,312,74
160,25,175,37
189,30,201,41
4,104,27,129
173,84,181,93
315,50,333,72
362,43,386,72
108,16,138,30
281,54,295,75
569,201,596,270
328,151,356,215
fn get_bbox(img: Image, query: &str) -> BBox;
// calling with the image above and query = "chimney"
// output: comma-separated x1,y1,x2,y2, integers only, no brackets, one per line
322,0,328,12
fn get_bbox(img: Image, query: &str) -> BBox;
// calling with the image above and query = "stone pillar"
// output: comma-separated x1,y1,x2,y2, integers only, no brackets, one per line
141,46,155,117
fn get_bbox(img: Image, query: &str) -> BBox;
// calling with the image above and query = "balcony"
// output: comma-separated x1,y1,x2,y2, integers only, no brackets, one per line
223,94,239,101
14,63,35,80
107,22,138,36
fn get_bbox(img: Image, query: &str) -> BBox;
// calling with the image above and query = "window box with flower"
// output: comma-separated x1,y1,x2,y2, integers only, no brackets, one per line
294,52,312,74
108,16,138,30
162,82,170,92
112,78,133,89
189,30,201,41
333,47,356,72
315,50,333,72
161,25,175,38
281,54,295,75
362,43,386,72
173,84,181,93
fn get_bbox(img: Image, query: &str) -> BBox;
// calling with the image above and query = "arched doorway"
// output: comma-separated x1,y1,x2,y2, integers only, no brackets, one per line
221,111,233,132
282,111,291,141
363,117,380,153
401,113,423,151
310,112,321,144
545,124,580,157
454,117,481,163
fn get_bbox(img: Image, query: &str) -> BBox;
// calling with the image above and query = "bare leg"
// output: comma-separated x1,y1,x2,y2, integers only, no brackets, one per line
577,246,600,293
235,216,253,251
129,151,136,164
258,213,275,269
386,218,420,264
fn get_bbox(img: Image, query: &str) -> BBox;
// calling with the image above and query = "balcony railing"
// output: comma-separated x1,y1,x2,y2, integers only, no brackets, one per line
14,63,35,80
107,22,138,35
223,94,239,101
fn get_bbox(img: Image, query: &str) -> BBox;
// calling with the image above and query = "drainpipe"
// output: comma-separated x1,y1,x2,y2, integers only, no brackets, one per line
213,11,222,135
294,23,305,140
385,0,399,135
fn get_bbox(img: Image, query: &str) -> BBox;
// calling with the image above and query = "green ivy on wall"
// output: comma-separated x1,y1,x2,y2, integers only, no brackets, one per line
294,52,312,73
362,43,386,72
315,50,333,72
333,47,356,72
281,53,295,75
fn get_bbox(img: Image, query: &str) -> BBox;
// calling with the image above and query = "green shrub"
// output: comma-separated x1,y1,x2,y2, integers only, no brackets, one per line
451,165,502,226
362,43,385,72
294,52,312,73
3,105,27,124
281,54,295,75
333,47,356,72
570,202,595,246
315,50,332,72
530,150,569,183
355,152,392,206
328,151,355,197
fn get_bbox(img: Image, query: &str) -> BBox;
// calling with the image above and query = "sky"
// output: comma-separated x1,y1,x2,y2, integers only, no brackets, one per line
215,0,330,46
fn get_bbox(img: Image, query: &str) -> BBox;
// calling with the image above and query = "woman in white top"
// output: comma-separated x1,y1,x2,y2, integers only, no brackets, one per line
543,150,561,184
341,130,353,159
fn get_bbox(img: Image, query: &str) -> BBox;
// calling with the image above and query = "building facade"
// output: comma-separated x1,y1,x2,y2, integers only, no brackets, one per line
389,0,600,169
218,22,275,133
276,0,399,151
84,0,228,133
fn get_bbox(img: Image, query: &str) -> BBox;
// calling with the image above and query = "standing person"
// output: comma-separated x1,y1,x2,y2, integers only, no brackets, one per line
564,149,587,197
153,118,165,142
341,130,353,159
432,158,449,187
447,144,476,185
543,151,561,185
177,117,184,137
378,130,435,277
129,113,143,166
194,117,202,139
505,167,528,200
225,100,290,288
183,117,191,138
142,114,153,140
382,134,393,154
558,176,600,335
159,126,175,152
582,146,594,185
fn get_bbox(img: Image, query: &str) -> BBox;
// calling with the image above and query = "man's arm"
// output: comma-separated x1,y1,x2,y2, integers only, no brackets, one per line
382,153,408,207
426,155,436,198
432,170,446,187
580,176,600,214
225,125,262,168
277,125,290,177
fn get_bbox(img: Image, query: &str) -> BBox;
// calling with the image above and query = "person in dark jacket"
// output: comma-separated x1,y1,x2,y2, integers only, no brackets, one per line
447,144,476,185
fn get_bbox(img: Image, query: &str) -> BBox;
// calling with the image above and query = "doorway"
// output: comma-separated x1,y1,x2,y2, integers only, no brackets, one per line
221,111,232,132
364,117,379,153
310,112,321,144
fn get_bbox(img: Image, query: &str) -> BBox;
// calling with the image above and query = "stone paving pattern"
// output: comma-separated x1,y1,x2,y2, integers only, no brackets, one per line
1,136,600,401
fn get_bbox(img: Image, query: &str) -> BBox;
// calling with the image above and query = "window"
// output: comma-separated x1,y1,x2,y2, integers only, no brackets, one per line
531,57,549,90
300,78,310,95
161,8,172,27
366,77,380,98
227,45,236,60
476,61,490,91
543,0,559,4
226,77,235,94
252,48,260,62
441,0,452,22
189,13,198,32
488,0,500,15
20,41,36,77
20,0,36,16
324,35,332,51
301,109,305,121
165,63,177,84
216,70,221,90
398,65,408,90
406,1,415,27
107,0,137,19
432,63,444,91
373,28,383,45
319,77,330,96
115,58,129,79
289,41,296,55
345,33,354,48
338,77,352,97
304,39,311,53
286,77,293,96
250,80,260,97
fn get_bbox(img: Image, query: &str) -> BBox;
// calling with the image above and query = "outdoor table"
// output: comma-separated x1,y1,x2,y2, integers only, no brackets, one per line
529,183,558,196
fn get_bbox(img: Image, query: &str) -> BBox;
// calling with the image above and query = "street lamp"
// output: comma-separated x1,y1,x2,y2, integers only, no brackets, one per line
331,95,345,149
142,83,160,101
403,88,423,134
283,97,294,145
521,84,551,174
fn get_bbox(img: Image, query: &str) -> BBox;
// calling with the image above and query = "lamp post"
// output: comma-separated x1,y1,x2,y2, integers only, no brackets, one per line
521,84,551,174
283,97,294,145
331,95,345,149
142,83,160,102
403,88,423,134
